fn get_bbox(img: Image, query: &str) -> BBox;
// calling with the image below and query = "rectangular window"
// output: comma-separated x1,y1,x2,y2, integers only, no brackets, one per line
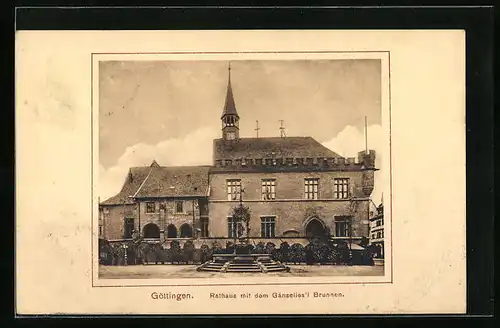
200,217,209,238
261,217,276,238
99,226,103,236
175,201,184,213
261,179,276,200
227,179,241,201
146,202,156,213
377,231,382,239
333,178,350,199
376,219,381,227
304,178,319,199
123,218,134,239
334,216,351,237
227,217,243,238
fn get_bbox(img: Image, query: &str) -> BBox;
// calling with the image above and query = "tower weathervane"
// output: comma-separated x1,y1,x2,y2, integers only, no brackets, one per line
279,120,286,138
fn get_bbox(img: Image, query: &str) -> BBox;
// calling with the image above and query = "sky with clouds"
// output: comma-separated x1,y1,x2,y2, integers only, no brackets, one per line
99,59,384,205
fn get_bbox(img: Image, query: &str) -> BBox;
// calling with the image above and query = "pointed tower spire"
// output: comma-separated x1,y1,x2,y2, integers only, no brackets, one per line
221,62,239,119
221,61,240,141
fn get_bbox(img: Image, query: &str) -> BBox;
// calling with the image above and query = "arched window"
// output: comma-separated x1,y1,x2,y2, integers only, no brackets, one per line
143,223,160,239
179,224,193,238
166,224,177,238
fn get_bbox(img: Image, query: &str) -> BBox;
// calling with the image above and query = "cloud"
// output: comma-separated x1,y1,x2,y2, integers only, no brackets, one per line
99,126,218,200
322,124,386,206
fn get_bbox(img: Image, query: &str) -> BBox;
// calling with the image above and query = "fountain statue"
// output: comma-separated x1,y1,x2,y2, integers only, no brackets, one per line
197,188,289,273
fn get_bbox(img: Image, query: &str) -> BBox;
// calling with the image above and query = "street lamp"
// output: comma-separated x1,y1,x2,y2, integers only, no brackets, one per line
123,244,129,266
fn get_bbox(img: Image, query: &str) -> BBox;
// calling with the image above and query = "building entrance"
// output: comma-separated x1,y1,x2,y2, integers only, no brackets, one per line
305,218,328,240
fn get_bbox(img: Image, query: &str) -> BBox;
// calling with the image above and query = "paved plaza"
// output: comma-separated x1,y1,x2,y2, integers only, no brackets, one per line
99,264,384,279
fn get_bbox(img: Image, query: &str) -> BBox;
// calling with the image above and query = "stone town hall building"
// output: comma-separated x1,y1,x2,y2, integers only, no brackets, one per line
99,67,377,247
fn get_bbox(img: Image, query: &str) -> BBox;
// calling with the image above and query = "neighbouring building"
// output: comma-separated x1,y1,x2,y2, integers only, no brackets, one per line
99,164,210,241
99,65,378,247
369,202,384,258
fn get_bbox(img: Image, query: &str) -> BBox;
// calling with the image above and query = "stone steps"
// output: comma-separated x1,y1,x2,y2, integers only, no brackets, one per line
266,266,289,272
197,255,290,273
263,265,282,269
204,264,224,268
226,268,262,272
204,265,224,270
201,267,223,272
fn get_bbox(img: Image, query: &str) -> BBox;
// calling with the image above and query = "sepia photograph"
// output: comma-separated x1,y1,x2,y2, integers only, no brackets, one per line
96,57,389,281
15,28,468,315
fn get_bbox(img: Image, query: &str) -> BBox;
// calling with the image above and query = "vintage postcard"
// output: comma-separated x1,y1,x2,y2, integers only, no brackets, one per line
15,30,466,315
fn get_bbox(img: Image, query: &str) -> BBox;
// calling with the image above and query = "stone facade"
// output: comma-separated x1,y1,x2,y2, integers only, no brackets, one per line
208,170,372,240
99,198,210,241
100,168,374,243
99,204,137,241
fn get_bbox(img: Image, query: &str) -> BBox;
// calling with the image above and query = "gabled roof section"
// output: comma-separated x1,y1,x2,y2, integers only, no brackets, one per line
100,166,151,206
213,136,343,161
221,63,239,119
134,165,211,198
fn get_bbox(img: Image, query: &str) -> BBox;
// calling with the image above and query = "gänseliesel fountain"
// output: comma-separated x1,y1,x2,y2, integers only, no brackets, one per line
197,187,290,273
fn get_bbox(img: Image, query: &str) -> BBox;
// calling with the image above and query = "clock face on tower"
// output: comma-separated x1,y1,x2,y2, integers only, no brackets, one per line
226,131,236,140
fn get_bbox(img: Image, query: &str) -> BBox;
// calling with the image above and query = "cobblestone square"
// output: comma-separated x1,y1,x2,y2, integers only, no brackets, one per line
99,264,384,279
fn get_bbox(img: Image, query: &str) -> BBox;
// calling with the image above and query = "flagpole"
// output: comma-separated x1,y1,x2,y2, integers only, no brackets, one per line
365,116,368,154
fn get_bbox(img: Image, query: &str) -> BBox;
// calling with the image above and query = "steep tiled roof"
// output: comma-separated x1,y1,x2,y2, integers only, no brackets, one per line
100,167,151,205
213,137,343,161
134,165,211,198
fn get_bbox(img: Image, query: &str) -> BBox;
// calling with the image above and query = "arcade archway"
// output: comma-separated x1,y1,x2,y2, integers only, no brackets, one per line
143,223,160,239
166,224,177,238
179,224,193,238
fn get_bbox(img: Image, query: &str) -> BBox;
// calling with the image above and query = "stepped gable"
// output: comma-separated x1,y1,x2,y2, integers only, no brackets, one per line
100,166,151,205
133,164,211,198
213,136,343,161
